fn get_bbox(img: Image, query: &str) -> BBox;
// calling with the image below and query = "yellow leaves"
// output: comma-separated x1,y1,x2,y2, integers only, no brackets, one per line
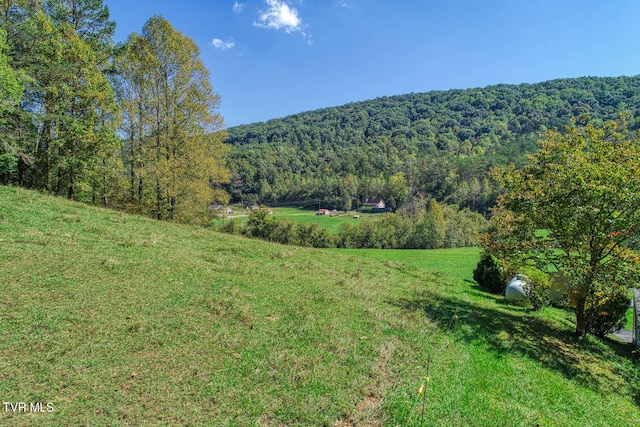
118,16,230,223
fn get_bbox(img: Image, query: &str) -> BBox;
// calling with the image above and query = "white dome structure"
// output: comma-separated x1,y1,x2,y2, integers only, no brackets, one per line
505,274,529,304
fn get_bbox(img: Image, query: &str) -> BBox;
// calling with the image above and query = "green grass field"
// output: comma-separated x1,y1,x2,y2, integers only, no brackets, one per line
1,185,639,426
331,247,482,280
217,206,374,233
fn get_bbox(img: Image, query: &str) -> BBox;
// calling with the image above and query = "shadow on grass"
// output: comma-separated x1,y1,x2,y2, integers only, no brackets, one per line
386,286,640,404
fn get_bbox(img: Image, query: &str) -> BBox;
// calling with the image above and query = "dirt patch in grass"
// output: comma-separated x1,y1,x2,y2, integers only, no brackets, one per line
334,338,400,426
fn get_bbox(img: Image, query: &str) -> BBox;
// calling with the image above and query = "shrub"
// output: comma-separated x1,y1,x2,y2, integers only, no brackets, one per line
587,284,631,338
337,222,361,248
473,252,504,294
244,208,274,239
270,218,295,244
218,218,241,235
520,268,550,311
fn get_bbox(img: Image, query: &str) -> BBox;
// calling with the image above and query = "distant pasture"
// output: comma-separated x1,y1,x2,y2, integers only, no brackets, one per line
215,206,377,233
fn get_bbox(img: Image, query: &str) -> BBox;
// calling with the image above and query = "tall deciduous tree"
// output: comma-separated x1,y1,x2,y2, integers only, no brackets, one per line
0,1,118,199
46,0,115,54
487,116,640,337
0,26,23,182
0,1,41,185
117,15,229,223
386,171,410,209
417,199,446,249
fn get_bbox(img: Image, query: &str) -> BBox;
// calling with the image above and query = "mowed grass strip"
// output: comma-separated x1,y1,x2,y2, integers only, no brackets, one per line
1,185,639,426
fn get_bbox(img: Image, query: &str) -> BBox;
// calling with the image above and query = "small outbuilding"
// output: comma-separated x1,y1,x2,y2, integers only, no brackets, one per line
209,204,233,215
360,198,390,213
362,198,386,209
316,209,330,215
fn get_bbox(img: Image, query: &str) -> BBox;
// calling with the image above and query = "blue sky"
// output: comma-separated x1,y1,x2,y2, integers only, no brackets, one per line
104,0,640,127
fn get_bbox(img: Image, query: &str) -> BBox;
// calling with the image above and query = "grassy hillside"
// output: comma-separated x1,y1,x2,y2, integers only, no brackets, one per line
1,185,639,426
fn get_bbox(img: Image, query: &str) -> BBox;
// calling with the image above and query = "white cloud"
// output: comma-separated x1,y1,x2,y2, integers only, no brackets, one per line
253,0,302,33
232,1,245,13
212,38,235,50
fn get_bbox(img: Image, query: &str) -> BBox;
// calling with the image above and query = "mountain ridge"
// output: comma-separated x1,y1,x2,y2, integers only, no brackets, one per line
229,75,629,128
224,75,640,211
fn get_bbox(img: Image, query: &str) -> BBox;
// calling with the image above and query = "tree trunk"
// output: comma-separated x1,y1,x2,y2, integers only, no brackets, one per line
138,175,143,202
575,297,588,338
130,158,136,202
68,163,75,200
102,159,109,208
156,179,162,220
56,168,64,196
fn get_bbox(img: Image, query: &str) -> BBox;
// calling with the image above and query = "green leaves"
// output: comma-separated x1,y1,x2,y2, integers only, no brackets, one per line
0,28,21,114
0,2,119,196
487,116,640,336
116,16,229,223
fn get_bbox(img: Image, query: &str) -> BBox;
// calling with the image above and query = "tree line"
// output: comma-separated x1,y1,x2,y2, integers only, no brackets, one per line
225,76,640,214
218,199,488,249
0,1,229,224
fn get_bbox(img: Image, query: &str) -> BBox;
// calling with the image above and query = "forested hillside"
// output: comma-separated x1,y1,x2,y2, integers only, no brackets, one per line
226,76,640,213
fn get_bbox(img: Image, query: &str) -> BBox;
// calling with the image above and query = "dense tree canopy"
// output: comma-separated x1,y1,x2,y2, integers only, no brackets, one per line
0,26,22,182
0,2,229,224
2,0,640,238
0,27,20,112
225,76,640,212
116,15,229,222
0,1,118,198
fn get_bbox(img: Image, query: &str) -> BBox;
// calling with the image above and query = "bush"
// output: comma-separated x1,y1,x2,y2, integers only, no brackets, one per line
218,218,241,235
587,284,631,338
473,252,504,294
520,268,550,311
337,222,361,248
244,208,274,239
270,218,295,244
